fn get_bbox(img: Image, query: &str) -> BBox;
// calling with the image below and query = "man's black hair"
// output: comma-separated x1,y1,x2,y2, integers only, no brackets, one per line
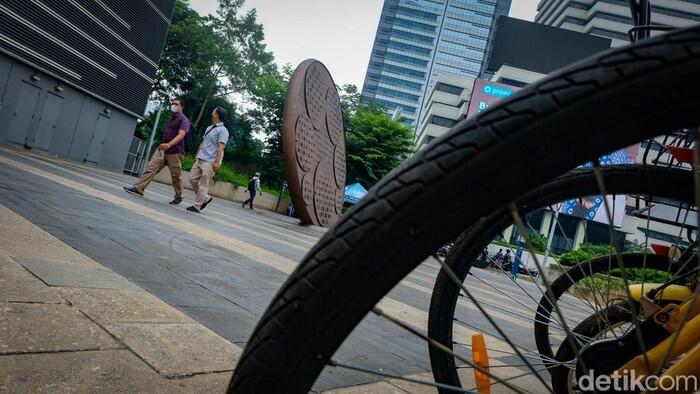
214,106,228,123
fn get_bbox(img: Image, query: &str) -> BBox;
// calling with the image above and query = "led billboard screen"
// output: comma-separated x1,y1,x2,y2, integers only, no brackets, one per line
466,79,520,119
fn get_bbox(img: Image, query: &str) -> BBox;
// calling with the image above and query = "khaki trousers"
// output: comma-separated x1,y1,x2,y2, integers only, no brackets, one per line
134,150,184,198
189,160,214,209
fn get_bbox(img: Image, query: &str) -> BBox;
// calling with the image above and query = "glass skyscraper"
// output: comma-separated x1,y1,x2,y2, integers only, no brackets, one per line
361,0,512,125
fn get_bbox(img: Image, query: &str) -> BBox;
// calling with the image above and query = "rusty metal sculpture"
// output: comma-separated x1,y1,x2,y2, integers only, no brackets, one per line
282,60,346,227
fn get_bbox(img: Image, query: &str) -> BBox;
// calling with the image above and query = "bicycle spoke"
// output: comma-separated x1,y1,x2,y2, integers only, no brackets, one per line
369,306,530,394
464,368,551,393
653,128,700,375
592,164,653,373
453,317,573,366
510,206,593,377
435,252,555,392
328,359,472,393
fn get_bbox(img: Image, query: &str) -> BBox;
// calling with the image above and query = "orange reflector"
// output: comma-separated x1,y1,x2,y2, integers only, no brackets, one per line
472,334,491,394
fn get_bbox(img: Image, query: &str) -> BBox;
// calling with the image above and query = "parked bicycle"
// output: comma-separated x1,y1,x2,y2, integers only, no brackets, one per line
229,2,700,392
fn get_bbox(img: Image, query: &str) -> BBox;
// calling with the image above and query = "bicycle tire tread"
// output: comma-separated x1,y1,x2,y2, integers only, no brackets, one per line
230,26,700,393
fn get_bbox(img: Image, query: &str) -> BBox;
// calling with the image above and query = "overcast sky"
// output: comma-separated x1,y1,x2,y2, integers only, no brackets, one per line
189,0,539,88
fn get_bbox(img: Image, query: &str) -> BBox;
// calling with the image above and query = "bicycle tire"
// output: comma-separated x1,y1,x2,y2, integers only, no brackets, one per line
229,26,700,393
428,165,694,391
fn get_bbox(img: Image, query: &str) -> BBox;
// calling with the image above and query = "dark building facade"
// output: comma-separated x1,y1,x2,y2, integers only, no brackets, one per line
0,0,176,171
484,16,612,77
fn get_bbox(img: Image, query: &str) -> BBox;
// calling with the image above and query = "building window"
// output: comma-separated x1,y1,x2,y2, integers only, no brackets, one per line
497,78,528,88
510,209,546,245
384,52,430,67
551,214,579,254
372,98,417,114
435,82,463,95
371,74,424,90
396,6,440,21
584,220,625,250
371,62,426,79
375,87,420,101
430,115,457,128
387,40,433,57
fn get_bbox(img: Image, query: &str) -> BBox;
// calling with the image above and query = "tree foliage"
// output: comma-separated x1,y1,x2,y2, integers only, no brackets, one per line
148,1,416,193
154,0,274,129
247,65,292,186
341,85,415,187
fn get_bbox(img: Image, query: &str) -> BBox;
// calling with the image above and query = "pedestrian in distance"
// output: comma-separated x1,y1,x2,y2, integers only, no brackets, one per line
242,172,262,210
124,98,190,204
494,248,504,268
186,106,229,213
503,249,513,271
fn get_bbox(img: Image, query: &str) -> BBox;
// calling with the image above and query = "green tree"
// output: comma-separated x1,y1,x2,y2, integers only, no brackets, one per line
345,105,415,187
154,0,215,98
153,0,275,130
189,0,275,129
247,65,293,185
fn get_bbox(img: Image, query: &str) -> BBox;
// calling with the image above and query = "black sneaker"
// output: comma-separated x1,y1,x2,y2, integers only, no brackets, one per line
200,197,213,211
186,206,200,213
169,197,183,205
123,186,143,196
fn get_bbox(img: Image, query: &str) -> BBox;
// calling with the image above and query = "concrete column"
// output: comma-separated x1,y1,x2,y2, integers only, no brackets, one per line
573,219,587,250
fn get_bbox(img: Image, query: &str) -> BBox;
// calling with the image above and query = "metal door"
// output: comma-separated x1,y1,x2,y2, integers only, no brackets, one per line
85,114,109,163
0,58,11,111
7,81,40,145
30,92,64,151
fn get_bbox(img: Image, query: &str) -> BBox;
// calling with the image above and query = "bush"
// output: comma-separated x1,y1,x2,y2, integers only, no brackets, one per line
526,230,547,254
610,267,674,283
559,243,613,266
181,154,289,197
559,243,672,284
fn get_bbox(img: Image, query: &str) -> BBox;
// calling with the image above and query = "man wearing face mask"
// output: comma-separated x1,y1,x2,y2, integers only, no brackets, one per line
124,98,191,205
186,106,229,213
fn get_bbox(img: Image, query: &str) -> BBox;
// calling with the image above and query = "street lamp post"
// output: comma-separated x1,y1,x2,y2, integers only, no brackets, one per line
140,93,168,176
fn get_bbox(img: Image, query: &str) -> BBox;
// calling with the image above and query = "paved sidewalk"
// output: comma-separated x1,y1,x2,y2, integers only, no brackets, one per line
0,203,238,393
0,146,569,393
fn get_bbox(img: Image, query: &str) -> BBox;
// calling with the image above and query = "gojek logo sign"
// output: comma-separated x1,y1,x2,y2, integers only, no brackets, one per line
466,79,520,119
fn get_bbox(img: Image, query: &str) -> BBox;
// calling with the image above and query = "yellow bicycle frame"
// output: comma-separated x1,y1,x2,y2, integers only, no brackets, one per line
616,285,700,393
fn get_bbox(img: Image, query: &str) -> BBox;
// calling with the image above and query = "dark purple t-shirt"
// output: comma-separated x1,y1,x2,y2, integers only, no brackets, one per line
161,112,191,155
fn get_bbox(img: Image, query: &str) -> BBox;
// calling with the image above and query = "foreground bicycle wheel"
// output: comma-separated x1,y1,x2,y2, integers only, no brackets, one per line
229,26,700,393
427,165,695,392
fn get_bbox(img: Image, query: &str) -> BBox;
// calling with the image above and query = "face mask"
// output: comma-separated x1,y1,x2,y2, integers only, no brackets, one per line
170,105,178,113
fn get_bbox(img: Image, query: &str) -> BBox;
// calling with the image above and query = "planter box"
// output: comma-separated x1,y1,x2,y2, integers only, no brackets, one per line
153,168,291,214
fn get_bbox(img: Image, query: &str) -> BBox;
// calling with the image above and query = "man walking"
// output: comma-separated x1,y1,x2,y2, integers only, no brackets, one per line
124,98,190,205
186,107,229,213
242,172,262,210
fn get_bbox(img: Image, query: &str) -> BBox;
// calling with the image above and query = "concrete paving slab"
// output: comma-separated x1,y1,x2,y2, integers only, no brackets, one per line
135,280,235,309
105,323,241,377
178,306,258,344
0,255,63,304
386,372,438,394
16,257,141,290
0,207,100,266
0,303,121,354
0,349,177,393
323,382,408,393
171,371,232,393
58,288,194,324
